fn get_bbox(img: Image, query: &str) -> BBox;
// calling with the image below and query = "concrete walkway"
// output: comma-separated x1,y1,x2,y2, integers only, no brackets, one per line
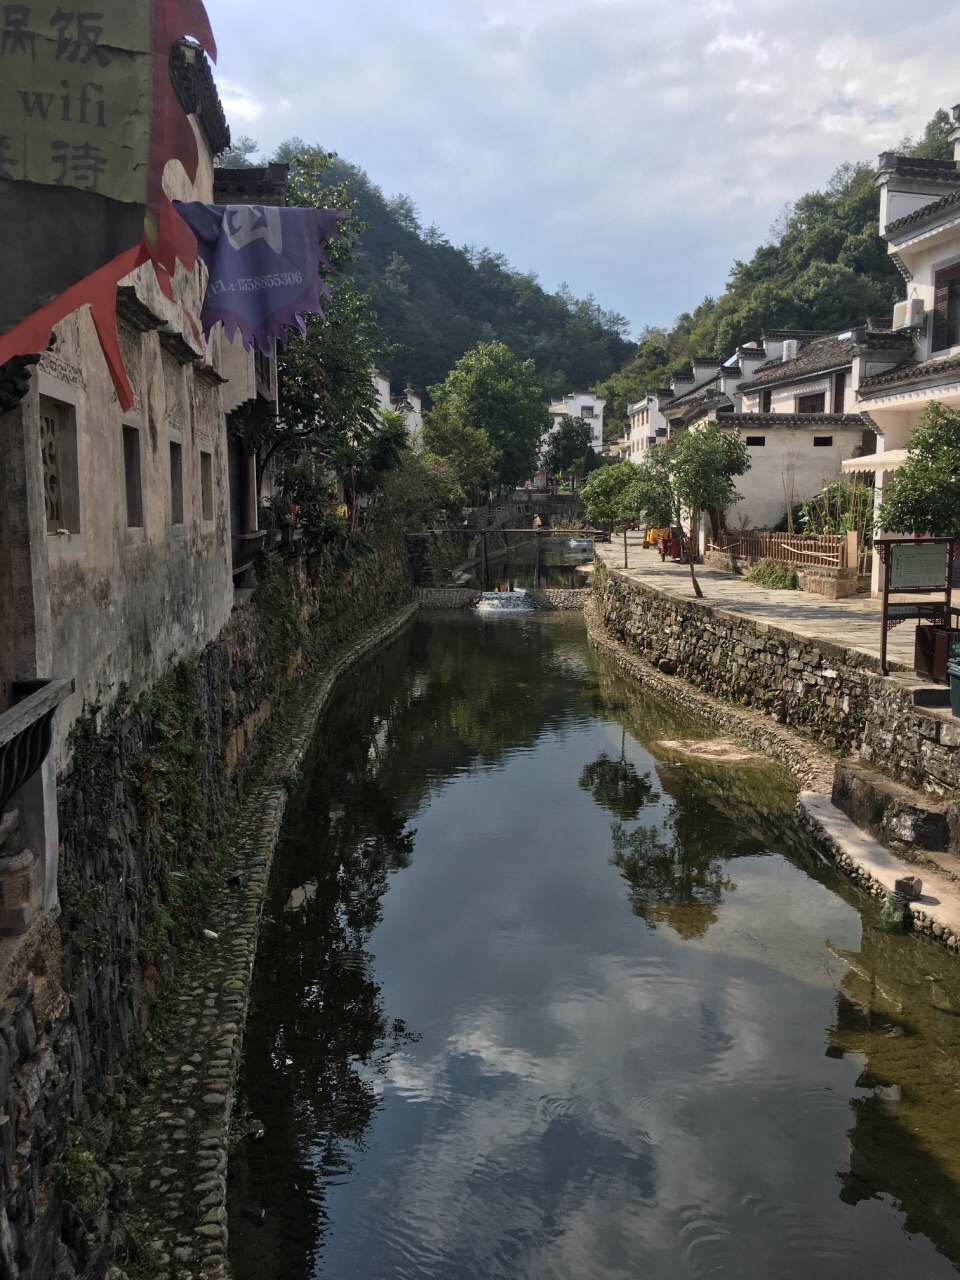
595,534,926,673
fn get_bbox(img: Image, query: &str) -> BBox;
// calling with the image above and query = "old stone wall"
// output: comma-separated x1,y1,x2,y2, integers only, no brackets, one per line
0,533,414,1279
595,563,960,819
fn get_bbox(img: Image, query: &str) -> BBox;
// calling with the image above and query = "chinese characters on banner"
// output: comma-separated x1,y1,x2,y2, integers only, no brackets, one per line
0,0,216,409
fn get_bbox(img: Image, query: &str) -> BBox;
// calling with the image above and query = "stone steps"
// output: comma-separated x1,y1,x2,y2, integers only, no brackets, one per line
832,757,960,870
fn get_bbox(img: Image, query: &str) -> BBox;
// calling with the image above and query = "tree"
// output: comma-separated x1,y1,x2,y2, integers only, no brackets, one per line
421,402,500,502
269,147,402,539
542,415,593,477
876,402,960,536
383,450,466,526
619,444,676,529
580,461,642,528
428,342,551,488
216,134,259,167
668,426,750,597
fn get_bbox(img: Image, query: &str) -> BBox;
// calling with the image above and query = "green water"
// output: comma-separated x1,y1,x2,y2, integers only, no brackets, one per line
229,614,960,1279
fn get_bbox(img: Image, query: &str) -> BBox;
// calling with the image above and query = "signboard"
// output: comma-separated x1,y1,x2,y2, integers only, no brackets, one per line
876,536,957,675
885,602,947,622
0,0,217,409
889,541,950,591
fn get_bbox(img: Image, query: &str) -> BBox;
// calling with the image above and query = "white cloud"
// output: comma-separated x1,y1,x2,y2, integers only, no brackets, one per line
203,0,960,333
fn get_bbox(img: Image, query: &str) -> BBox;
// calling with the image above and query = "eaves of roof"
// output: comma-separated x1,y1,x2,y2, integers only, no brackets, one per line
884,187,960,238
717,413,870,430
857,352,960,394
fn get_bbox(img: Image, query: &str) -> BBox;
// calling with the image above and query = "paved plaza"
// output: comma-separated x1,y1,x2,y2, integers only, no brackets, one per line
594,534,940,676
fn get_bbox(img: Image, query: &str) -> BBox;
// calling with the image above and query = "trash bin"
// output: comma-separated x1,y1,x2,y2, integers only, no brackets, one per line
949,660,960,717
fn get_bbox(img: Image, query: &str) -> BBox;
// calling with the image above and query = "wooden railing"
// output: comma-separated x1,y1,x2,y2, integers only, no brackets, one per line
707,530,859,568
0,678,74,814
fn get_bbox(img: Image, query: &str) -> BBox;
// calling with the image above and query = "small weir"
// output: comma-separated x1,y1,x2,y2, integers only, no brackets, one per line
474,588,535,612
230,614,960,1280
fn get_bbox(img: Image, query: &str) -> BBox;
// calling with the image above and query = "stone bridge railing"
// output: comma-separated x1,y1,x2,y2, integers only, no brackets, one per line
464,491,585,530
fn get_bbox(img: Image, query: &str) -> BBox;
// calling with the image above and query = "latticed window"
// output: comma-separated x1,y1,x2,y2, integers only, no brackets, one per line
39,397,80,534
796,392,825,414
933,263,960,351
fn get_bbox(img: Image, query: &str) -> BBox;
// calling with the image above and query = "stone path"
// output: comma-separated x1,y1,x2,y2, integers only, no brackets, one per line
113,604,419,1280
595,535,931,672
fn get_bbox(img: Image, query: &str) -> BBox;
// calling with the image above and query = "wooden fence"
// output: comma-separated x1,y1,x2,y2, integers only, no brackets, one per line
707,529,860,568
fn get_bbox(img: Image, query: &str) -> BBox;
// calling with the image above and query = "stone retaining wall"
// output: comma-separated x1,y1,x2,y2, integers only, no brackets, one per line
526,589,590,611
112,601,419,1280
417,588,480,609
595,564,960,822
586,604,960,954
0,534,415,1280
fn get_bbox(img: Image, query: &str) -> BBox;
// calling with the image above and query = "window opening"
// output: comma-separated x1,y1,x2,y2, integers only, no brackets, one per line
170,440,184,525
200,449,214,522
122,424,143,527
40,397,80,534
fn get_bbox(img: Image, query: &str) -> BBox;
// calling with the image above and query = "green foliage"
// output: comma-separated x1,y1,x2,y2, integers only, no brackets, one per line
542,415,594,476
269,147,404,537
621,443,676,528
580,461,642,527
578,753,659,820
250,139,633,399
749,558,799,590
421,401,500,500
793,478,874,546
669,426,750,519
428,340,551,488
896,108,954,161
216,133,259,167
876,401,960,535
51,1131,101,1207
383,450,467,526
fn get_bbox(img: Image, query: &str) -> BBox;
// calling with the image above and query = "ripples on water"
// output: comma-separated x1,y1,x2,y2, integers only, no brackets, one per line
229,615,960,1279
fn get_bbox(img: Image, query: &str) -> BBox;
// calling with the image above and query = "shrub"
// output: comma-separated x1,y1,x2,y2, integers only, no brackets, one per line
749,558,798,589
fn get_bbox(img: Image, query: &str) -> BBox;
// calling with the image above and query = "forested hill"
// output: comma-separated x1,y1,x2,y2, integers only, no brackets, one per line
318,154,634,398
594,108,955,430
219,134,635,400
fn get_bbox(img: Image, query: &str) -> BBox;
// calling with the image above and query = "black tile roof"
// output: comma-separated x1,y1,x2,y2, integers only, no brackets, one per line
858,352,960,393
169,39,230,159
662,378,733,426
741,334,854,391
885,187,960,237
760,329,832,342
719,412,870,429
877,153,960,184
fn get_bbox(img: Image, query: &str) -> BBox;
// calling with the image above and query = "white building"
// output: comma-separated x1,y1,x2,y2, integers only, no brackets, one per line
547,392,606,451
373,366,424,446
846,115,960,589
650,331,894,531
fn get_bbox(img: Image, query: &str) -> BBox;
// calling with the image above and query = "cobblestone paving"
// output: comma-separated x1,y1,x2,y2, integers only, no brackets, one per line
116,603,419,1280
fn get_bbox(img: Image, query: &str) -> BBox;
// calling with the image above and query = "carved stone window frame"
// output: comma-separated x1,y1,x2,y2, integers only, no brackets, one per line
38,371,85,559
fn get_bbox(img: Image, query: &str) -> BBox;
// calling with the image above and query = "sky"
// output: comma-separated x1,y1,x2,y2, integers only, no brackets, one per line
201,0,960,338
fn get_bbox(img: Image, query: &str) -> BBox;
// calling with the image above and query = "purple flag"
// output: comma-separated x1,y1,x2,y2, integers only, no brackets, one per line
174,203,345,352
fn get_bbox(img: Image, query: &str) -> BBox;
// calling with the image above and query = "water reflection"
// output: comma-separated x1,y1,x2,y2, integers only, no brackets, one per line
230,616,960,1280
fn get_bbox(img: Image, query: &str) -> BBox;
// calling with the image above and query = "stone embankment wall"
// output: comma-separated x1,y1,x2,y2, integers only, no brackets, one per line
595,563,960,822
0,533,414,1280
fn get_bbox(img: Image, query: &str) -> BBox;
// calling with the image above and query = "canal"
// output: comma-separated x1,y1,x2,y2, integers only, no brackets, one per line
229,613,960,1279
